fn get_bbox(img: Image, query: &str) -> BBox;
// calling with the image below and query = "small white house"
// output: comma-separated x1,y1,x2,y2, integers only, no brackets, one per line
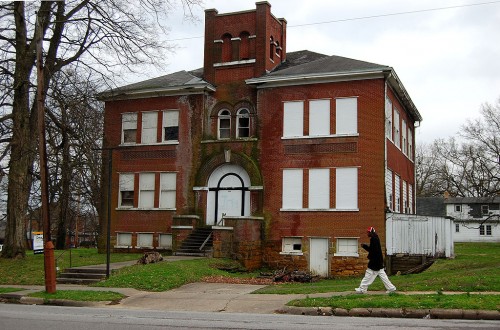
445,197,500,243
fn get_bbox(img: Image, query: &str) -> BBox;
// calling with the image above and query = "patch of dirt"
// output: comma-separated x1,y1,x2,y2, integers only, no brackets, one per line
201,276,274,285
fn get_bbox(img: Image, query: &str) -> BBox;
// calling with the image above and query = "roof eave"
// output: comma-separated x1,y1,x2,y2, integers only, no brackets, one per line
97,83,216,101
246,69,386,88
385,69,423,122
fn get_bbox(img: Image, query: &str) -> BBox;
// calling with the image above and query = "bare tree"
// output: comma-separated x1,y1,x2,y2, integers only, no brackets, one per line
0,0,201,258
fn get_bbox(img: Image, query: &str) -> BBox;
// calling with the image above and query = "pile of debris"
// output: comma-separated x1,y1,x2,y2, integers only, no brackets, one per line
137,251,164,265
260,268,319,283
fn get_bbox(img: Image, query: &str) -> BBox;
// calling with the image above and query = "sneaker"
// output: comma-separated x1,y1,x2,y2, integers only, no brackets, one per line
355,288,365,294
386,288,397,294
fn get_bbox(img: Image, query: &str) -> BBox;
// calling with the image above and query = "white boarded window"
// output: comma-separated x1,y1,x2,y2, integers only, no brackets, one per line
163,110,179,141
385,97,393,140
282,237,302,253
137,233,153,248
335,238,359,257
159,234,173,249
282,169,303,209
336,98,357,135
160,172,176,209
116,232,132,247
139,173,155,208
403,180,408,213
393,109,400,148
409,184,413,214
335,167,358,210
122,113,137,144
283,101,304,137
402,120,407,154
386,169,393,211
408,128,413,160
395,174,401,213
308,168,330,209
309,99,330,136
119,173,134,208
141,111,158,144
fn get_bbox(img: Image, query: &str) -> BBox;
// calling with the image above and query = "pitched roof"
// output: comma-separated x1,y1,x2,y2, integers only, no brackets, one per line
416,197,447,217
443,196,500,204
97,70,214,100
98,50,422,121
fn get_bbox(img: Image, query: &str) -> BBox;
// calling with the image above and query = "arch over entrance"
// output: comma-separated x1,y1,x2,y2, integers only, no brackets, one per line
206,164,251,225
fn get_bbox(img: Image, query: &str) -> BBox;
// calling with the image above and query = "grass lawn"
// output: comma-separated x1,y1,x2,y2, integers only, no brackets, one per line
28,290,125,302
288,293,500,311
0,248,142,285
95,258,257,292
254,242,500,294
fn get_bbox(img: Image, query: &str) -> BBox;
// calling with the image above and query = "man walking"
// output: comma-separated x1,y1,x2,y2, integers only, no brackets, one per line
355,227,397,294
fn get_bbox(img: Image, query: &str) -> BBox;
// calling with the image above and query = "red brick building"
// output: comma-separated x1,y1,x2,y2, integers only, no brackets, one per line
99,2,421,276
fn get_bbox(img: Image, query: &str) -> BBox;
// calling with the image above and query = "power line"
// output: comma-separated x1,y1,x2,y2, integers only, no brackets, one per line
165,0,500,42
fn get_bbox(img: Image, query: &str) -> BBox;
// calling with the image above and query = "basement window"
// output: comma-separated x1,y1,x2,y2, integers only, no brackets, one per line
116,232,132,248
159,234,173,249
281,237,303,255
334,237,359,257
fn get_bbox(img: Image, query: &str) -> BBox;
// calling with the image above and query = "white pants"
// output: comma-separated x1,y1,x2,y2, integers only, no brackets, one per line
357,268,396,292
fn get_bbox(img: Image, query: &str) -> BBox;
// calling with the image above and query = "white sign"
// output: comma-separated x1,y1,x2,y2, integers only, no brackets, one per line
33,233,44,254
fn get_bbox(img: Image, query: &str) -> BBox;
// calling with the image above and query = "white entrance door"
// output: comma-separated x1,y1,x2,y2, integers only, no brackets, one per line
310,238,329,277
206,164,251,225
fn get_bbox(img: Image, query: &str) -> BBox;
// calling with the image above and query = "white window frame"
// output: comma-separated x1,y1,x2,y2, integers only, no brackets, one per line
159,172,176,209
139,173,155,209
282,169,303,209
236,108,250,138
118,173,135,208
334,237,359,257
386,169,393,211
121,113,137,144
283,101,304,138
408,184,413,214
163,110,179,142
309,99,330,136
393,109,400,148
386,97,393,141
481,205,489,215
116,232,132,247
402,180,408,213
141,111,158,144
281,237,303,255
136,233,154,248
455,224,460,233
335,167,358,210
308,168,330,209
455,204,462,212
218,109,231,139
158,233,173,249
402,119,407,155
336,97,357,135
408,127,413,160
395,175,401,213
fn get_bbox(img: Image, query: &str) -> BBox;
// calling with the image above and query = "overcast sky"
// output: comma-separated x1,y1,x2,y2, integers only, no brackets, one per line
130,0,500,144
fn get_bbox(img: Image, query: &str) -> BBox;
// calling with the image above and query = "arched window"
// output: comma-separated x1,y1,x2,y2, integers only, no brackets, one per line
222,33,232,62
275,41,281,57
237,108,250,138
218,109,231,139
269,36,275,60
239,31,250,60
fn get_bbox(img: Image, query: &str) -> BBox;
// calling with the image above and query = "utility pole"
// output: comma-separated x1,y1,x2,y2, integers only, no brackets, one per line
36,13,56,293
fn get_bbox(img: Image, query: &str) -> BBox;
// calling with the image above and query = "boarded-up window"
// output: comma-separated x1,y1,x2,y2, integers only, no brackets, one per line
386,169,393,211
116,233,132,247
309,99,330,136
283,101,304,137
282,169,303,209
159,234,173,249
393,109,400,148
137,233,153,248
395,174,401,212
141,111,158,144
282,237,302,253
385,97,393,140
335,238,359,256
139,173,155,208
160,172,176,209
335,167,358,210
336,98,357,135
308,168,330,209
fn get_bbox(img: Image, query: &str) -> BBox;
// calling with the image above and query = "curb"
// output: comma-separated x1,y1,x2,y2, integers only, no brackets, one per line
1,293,111,307
279,306,500,320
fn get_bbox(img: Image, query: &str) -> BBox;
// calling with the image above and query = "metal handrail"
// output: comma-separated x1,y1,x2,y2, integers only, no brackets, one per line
55,248,72,272
199,231,213,251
